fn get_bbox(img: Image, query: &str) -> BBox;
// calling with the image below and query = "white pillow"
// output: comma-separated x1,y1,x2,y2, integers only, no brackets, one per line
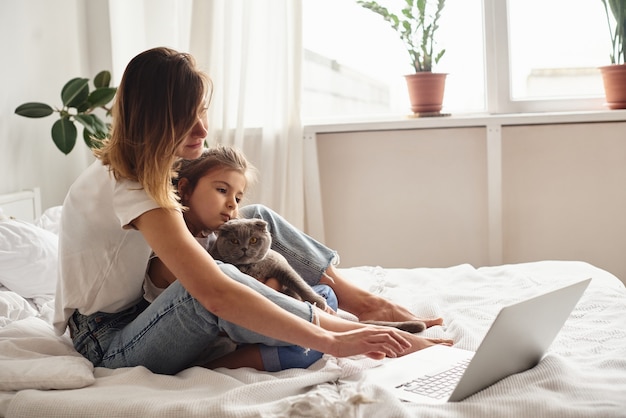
0,290,39,327
35,205,63,235
0,219,58,298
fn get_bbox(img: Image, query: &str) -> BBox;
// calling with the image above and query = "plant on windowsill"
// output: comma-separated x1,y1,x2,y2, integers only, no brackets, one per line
14,70,117,155
356,0,447,115
600,0,626,109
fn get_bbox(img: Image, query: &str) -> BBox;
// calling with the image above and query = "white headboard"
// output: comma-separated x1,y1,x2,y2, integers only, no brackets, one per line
0,188,42,222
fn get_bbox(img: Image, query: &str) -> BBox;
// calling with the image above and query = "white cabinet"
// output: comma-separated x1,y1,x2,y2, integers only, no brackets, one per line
502,122,626,281
316,127,489,269
314,119,626,285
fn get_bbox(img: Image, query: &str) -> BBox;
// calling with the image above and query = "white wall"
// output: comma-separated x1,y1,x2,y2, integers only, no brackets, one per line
0,0,111,209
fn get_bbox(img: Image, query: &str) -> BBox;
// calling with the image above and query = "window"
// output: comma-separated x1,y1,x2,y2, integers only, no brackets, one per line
495,0,610,112
302,0,612,120
302,0,484,120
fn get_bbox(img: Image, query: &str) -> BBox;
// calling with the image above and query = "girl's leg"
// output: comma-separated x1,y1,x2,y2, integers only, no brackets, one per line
206,284,337,371
70,263,315,375
239,204,443,327
207,301,451,371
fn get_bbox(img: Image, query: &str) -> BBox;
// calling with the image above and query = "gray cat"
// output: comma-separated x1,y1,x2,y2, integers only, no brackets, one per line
209,218,329,308
209,218,425,333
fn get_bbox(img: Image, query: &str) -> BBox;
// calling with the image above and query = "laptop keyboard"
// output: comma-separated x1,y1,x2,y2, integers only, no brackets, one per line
396,358,472,400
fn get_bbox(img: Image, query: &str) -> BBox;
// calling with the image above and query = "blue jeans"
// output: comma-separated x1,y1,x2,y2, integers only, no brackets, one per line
69,205,338,375
259,284,338,371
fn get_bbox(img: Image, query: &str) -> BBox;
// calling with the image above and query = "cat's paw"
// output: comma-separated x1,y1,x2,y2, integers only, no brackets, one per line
313,299,330,313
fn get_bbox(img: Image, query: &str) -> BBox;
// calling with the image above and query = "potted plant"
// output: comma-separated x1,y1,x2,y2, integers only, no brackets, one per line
15,70,117,154
357,0,447,114
600,0,626,109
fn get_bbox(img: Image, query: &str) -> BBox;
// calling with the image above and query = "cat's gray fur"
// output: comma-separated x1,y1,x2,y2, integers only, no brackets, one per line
209,218,425,333
209,218,328,308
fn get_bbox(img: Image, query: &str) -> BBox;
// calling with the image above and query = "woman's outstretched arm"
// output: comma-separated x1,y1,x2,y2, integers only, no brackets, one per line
134,207,412,359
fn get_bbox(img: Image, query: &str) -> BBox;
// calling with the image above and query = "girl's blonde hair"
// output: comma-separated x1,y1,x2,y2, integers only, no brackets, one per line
95,47,212,210
174,145,258,207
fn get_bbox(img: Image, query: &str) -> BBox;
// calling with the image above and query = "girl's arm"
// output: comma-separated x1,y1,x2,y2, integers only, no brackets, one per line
134,207,411,359
148,257,177,289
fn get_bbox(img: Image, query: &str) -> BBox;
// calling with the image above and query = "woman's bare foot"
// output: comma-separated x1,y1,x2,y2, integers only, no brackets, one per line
322,265,445,330
360,319,427,333
356,297,444,329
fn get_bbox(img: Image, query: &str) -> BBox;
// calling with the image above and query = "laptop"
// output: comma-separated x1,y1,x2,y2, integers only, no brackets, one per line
365,278,591,403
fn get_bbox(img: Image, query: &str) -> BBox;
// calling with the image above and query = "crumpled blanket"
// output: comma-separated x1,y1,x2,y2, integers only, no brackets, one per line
3,261,626,418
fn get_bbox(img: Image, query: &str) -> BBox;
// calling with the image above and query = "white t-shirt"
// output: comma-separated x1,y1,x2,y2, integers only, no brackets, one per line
53,160,161,335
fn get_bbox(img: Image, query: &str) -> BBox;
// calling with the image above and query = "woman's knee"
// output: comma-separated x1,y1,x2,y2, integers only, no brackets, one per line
239,203,271,219
218,262,313,321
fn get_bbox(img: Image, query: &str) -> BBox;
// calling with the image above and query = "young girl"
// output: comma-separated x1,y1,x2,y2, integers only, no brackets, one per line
145,146,450,371
53,47,451,376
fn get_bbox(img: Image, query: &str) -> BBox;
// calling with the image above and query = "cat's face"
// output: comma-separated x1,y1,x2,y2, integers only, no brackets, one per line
214,218,271,264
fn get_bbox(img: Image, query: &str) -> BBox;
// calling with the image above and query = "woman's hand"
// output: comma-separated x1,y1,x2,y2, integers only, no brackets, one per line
313,307,453,359
324,327,412,359
324,327,454,360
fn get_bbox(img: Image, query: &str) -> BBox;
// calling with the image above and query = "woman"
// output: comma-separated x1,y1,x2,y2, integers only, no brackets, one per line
53,47,451,375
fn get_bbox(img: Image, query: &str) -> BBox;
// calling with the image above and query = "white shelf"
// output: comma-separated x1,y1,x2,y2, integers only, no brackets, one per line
304,109,626,134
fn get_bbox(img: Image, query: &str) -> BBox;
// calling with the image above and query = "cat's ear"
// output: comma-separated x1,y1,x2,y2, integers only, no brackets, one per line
253,220,268,231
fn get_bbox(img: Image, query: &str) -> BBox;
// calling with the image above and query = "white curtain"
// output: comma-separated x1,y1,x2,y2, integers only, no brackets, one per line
105,0,306,229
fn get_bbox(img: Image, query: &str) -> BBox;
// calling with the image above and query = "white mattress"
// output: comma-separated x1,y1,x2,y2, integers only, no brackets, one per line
2,260,625,417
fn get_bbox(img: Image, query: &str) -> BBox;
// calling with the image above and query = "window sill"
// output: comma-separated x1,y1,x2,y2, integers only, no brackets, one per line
303,109,626,135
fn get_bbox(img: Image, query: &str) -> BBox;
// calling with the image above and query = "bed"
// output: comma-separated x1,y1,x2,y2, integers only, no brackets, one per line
1,189,625,418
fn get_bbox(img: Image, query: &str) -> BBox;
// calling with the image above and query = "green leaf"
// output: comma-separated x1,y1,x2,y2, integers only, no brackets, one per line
74,114,97,134
93,70,112,88
76,114,108,138
76,101,90,113
61,78,89,108
14,102,54,118
90,115,108,136
80,116,107,149
434,49,446,65
51,117,77,155
88,87,116,108
82,127,102,149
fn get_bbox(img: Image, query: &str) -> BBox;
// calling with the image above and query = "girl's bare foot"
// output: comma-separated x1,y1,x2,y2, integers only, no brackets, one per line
400,334,454,356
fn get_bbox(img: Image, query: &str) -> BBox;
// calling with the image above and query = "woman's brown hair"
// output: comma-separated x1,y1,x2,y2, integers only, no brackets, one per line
95,47,212,210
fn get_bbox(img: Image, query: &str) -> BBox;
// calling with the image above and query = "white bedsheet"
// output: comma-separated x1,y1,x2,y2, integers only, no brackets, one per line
1,261,625,417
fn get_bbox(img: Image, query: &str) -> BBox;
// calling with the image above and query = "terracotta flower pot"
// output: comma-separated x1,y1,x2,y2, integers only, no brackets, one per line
599,64,626,110
404,72,447,114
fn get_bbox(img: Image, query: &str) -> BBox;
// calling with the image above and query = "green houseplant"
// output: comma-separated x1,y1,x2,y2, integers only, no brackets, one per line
15,70,117,154
600,0,626,109
356,0,447,114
